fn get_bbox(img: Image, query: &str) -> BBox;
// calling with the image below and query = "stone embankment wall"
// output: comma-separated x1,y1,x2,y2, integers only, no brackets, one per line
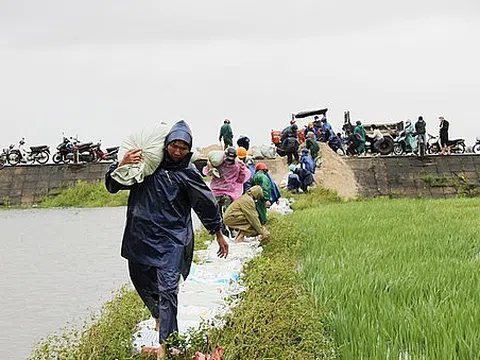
0,163,111,206
2,155,479,206
344,155,480,198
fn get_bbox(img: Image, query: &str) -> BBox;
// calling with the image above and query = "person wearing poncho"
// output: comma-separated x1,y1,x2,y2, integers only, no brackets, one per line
105,120,229,359
223,185,270,243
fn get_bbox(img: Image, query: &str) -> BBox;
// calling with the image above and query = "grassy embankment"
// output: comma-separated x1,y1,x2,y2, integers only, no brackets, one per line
31,181,480,358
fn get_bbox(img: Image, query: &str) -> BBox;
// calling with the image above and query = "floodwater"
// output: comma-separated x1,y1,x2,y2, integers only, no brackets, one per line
0,207,200,360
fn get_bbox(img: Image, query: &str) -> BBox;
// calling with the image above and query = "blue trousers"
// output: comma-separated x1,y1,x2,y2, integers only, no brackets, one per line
128,261,180,342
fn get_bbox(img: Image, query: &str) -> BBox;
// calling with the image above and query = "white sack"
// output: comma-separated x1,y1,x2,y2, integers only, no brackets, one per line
111,123,170,185
207,150,225,167
260,144,277,159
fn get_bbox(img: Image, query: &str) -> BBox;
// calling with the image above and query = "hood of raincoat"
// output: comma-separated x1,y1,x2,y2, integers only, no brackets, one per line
162,120,194,169
165,120,193,149
248,185,263,200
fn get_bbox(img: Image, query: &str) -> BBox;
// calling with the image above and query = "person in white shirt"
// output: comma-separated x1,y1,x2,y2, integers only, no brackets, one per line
370,124,384,155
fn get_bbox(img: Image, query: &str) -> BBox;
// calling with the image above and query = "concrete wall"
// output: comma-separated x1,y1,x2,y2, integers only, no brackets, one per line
0,163,111,206
344,155,480,198
3,155,478,206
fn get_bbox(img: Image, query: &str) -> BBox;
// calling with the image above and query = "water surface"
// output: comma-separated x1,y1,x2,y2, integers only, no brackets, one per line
0,207,132,359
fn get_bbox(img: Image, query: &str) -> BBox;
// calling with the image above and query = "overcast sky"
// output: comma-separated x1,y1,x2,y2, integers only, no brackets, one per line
1,0,479,151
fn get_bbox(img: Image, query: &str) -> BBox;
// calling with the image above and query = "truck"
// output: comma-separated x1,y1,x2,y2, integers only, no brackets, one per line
343,110,403,155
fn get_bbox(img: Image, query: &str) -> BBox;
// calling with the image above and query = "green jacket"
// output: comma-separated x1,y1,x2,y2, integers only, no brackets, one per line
219,124,233,142
306,138,320,158
353,125,366,141
223,186,264,236
252,170,271,225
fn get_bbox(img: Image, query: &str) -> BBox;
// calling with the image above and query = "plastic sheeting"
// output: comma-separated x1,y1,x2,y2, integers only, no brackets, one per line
132,200,293,353
132,238,263,352
111,123,171,185
269,198,293,215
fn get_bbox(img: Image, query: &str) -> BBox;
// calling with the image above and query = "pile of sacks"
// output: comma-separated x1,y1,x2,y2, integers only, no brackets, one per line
250,144,277,159
269,198,293,215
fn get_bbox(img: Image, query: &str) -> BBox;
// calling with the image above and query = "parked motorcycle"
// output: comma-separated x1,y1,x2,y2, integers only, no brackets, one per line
8,138,50,165
473,137,480,154
52,136,76,164
91,141,119,162
393,131,411,156
427,134,465,154
65,141,97,163
0,144,16,169
0,147,8,169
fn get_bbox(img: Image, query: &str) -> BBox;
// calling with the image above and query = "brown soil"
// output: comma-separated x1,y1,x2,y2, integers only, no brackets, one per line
197,142,359,200
316,143,358,199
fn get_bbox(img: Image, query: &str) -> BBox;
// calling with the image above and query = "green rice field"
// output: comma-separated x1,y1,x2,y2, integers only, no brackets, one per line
293,197,480,358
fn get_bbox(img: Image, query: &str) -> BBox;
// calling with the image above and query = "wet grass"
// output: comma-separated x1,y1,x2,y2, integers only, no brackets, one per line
208,212,337,359
29,286,149,360
29,185,480,359
295,197,480,358
39,180,128,208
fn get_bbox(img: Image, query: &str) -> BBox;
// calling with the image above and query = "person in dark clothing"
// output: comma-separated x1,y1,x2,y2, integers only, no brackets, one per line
282,126,300,165
312,117,323,141
299,148,316,174
415,116,427,155
236,135,250,150
105,120,229,359
346,133,362,156
287,164,301,193
439,116,450,155
219,119,234,149
295,166,314,193
328,134,342,153
305,131,320,159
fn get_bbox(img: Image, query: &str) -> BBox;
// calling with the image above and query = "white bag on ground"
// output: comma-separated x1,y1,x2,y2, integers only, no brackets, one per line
260,144,277,159
251,146,264,159
111,123,171,185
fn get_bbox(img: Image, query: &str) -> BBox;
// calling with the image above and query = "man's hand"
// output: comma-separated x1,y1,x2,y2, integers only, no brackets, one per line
215,231,229,258
119,148,143,167
266,200,272,208
260,231,270,241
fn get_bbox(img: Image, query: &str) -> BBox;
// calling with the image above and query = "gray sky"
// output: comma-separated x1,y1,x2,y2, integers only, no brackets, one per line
1,0,479,150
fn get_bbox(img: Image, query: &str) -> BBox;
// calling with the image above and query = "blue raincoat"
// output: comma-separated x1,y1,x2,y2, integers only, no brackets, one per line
105,120,222,342
299,149,316,174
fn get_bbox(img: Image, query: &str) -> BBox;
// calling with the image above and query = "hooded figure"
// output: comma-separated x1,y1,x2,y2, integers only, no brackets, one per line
299,148,316,174
105,120,228,355
353,120,366,154
223,185,269,242
404,120,416,152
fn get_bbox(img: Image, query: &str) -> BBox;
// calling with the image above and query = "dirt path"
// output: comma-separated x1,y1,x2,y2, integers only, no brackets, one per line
316,143,358,199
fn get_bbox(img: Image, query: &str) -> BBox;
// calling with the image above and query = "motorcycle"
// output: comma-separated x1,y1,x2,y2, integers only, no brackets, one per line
52,136,76,164
8,138,50,166
393,131,411,156
91,141,119,162
0,144,15,169
427,134,465,154
473,137,480,154
65,141,97,163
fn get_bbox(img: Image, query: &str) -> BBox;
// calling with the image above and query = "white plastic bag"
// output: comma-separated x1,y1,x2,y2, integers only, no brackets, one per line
260,144,277,159
111,123,171,185
251,146,264,159
207,150,225,167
